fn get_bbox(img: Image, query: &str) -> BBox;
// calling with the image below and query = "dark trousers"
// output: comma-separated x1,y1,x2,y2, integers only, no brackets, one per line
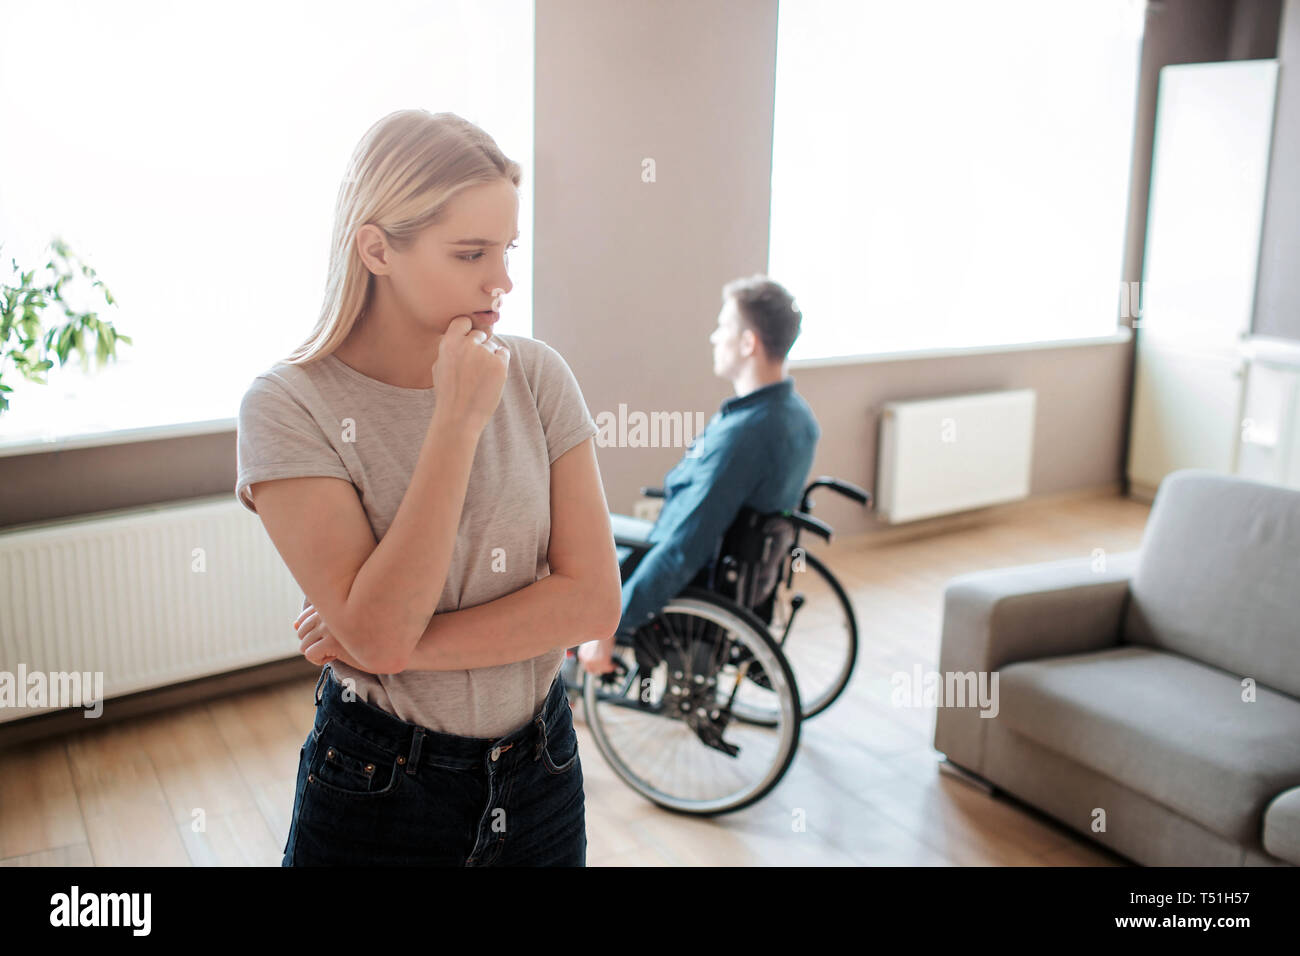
282,665,585,866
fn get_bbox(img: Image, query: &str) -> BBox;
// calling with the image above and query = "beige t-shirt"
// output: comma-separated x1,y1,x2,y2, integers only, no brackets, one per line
235,333,598,738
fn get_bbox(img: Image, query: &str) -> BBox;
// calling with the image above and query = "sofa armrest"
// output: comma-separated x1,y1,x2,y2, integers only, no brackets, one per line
941,549,1139,672
933,549,1139,775
1262,787,1300,866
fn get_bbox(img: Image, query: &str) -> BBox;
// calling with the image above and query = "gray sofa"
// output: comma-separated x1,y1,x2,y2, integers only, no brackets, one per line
933,469,1300,866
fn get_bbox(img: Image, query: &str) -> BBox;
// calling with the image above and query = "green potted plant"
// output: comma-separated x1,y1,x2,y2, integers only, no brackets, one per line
0,236,132,415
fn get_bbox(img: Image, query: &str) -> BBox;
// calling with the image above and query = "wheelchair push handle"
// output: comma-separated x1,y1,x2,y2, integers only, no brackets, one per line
639,486,666,499
800,476,871,513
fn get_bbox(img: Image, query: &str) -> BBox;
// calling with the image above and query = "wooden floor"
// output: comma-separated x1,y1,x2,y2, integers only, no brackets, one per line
0,490,1149,866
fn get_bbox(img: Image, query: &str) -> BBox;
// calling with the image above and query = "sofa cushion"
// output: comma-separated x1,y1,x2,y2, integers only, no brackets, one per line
996,645,1300,845
1123,469,1300,698
1263,788,1300,865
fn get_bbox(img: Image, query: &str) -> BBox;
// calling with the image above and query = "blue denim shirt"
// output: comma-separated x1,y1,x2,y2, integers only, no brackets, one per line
617,377,821,636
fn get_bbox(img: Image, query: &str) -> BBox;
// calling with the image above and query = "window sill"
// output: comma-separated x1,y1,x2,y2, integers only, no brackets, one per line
0,417,239,459
787,327,1133,370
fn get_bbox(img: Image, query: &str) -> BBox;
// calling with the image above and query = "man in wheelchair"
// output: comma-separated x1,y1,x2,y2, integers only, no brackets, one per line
577,275,820,675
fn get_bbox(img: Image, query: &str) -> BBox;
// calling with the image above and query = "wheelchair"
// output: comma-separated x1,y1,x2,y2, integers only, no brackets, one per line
575,476,871,816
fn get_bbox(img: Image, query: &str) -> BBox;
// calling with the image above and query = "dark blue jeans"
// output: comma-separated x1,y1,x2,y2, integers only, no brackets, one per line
282,664,586,866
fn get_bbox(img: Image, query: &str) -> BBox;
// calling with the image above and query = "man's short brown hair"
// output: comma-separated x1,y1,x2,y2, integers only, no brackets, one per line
721,274,803,362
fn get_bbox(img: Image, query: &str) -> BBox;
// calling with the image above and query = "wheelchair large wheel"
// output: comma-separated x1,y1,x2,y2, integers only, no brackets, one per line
580,587,801,816
733,550,858,724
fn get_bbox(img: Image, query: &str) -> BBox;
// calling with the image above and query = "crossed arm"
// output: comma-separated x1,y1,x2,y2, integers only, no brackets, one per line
297,436,623,672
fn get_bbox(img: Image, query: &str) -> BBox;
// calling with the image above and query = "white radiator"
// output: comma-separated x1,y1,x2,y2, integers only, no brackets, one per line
876,388,1036,523
0,496,303,723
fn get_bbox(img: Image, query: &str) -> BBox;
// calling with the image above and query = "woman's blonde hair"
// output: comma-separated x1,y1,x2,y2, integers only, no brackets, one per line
282,109,522,365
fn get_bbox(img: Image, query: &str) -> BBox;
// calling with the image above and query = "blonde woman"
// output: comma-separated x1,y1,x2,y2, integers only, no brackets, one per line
235,110,621,866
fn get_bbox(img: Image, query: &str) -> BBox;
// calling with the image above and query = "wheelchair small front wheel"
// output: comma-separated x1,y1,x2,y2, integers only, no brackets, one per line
580,588,801,816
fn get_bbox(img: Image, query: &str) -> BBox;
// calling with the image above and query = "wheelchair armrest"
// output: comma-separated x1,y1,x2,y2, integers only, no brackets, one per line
615,535,654,587
790,510,833,542
639,486,665,499
611,512,656,555
614,536,653,555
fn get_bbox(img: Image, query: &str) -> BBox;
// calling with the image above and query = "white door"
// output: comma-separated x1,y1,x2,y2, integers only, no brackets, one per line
1127,59,1278,492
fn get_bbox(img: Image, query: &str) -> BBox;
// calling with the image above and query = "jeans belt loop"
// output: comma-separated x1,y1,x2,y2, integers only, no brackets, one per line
406,728,425,775
533,713,547,761
314,664,330,705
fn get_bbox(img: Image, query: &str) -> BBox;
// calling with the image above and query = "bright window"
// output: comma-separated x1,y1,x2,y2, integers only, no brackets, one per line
771,0,1145,362
0,0,534,450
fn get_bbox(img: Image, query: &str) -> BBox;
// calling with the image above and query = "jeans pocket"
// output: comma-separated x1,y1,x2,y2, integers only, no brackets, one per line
541,720,579,776
307,717,403,798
